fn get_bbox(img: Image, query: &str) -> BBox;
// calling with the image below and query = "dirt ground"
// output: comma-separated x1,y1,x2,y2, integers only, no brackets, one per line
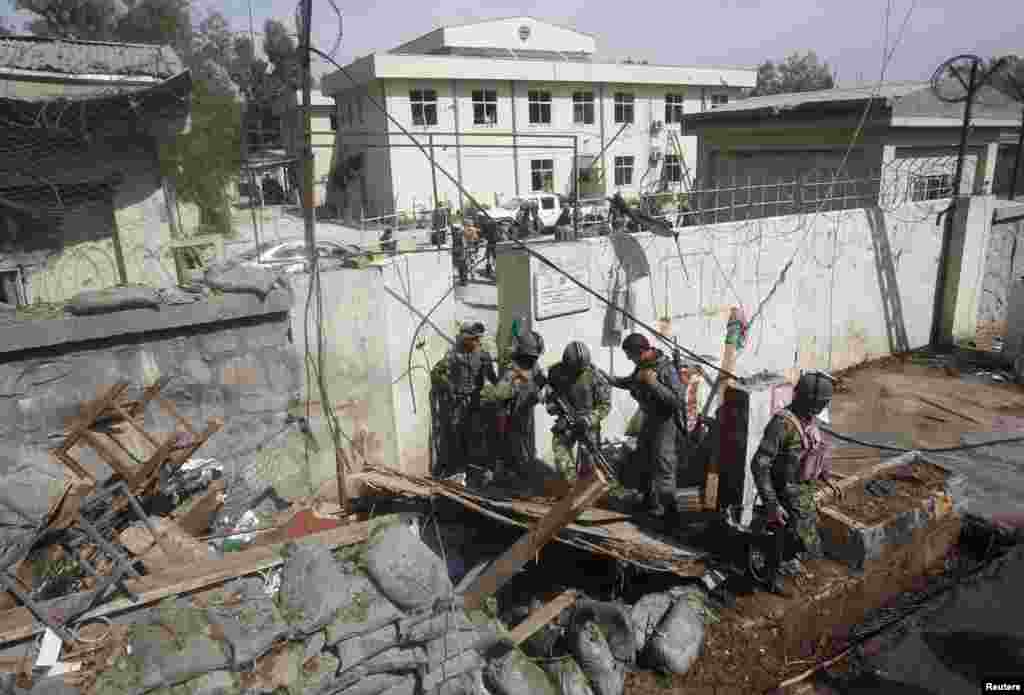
826,460,950,526
624,352,1023,695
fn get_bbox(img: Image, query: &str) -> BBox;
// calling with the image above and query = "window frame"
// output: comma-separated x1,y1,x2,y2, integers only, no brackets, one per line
530,159,555,192
528,90,552,125
910,173,952,202
471,89,498,126
410,89,439,127
711,94,729,107
614,155,635,186
614,92,635,124
572,91,595,125
665,93,684,124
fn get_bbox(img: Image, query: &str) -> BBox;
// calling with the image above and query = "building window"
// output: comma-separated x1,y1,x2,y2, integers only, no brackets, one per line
329,113,338,131
531,159,554,192
614,156,634,186
528,90,552,125
614,93,634,124
663,154,682,183
665,94,684,123
410,89,438,126
472,89,498,125
911,174,952,201
573,92,594,124
711,94,729,107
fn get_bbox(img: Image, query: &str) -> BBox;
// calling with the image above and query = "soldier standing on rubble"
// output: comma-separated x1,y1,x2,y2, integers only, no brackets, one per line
451,223,469,286
750,371,841,584
544,341,611,483
610,333,688,528
481,330,547,482
430,321,498,484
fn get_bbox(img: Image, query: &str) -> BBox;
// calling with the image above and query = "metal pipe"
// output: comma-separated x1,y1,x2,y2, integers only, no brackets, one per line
429,133,439,211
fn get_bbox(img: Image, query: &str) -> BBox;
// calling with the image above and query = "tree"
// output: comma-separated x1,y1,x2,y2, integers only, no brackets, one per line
751,51,835,96
17,0,246,236
263,18,299,94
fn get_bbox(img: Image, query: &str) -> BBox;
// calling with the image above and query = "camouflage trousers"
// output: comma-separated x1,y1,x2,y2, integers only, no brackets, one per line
552,428,598,483
777,481,823,560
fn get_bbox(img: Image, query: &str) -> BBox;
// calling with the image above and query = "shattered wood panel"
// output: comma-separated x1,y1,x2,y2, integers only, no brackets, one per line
353,466,706,576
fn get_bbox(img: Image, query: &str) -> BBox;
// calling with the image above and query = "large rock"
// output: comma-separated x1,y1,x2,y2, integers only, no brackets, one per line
204,577,290,667
572,621,624,695
364,517,453,611
483,647,559,695
279,543,370,636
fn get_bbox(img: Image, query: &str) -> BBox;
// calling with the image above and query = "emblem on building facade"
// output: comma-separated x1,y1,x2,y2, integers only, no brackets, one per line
518,25,531,42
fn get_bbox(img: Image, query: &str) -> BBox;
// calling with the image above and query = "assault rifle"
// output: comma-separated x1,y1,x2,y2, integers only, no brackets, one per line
544,391,616,481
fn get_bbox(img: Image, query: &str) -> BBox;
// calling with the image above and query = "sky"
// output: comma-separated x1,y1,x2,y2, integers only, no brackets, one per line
4,0,1022,84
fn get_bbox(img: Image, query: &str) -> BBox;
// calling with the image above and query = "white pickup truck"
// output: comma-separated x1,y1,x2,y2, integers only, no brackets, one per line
479,194,608,233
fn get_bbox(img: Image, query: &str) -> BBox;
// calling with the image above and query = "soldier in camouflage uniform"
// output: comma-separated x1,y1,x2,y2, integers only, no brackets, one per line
430,321,498,483
481,331,547,482
751,371,842,586
543,341,611,483
610,333,688,527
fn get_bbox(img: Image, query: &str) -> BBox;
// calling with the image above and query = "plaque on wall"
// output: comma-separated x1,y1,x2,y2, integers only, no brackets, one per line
533,249,591,320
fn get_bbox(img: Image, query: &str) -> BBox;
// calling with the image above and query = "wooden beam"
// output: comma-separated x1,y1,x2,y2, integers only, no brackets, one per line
508,590,579,646
461,470,609,612
77,430,138,480
814,450,920,503
55,382,129,457
0,520,372,647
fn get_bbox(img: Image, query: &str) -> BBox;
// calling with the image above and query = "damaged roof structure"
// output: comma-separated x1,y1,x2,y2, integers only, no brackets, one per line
0,35,192,308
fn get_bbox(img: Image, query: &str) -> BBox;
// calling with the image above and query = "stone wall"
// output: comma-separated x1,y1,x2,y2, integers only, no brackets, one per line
0,290,302,542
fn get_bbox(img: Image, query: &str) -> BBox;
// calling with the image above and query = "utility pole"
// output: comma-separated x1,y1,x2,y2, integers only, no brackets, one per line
299,0,315,260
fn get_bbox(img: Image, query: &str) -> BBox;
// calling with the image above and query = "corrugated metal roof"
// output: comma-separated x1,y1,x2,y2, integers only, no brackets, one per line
707,82,929,114
0,35,183,78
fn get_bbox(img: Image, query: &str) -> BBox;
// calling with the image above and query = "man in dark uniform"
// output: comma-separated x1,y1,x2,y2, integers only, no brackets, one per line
482,330,546,482
480,213,500,278
451,225,468,286
610,333,688,527
751,371,841,585
544,341,611,483
430,321,498,484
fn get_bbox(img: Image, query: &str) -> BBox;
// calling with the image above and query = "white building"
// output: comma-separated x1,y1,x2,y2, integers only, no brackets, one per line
321,17,756,221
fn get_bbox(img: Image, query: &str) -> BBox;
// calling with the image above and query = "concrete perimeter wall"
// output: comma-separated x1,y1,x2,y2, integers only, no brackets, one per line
0,290,302,544
288,249,455,487
496,197,994,462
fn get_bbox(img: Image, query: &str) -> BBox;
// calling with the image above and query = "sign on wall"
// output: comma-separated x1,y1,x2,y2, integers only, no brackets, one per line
534,248,591,320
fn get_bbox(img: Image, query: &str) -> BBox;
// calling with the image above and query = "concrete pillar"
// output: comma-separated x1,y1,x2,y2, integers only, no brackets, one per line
980,142,999,195
880,144,897,208
714,374,790,526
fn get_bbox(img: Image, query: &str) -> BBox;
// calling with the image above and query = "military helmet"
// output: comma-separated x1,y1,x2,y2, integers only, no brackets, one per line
621,333,650,355
793,371,834,414
562,341,590,370
513,330,545,358
459,321,486,338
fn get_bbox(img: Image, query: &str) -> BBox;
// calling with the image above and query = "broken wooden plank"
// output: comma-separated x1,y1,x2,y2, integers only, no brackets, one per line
77,430,138,480
508,589,578,646
55,383,130,457
0,520,372,647
915,395,984,425
462,470,610,612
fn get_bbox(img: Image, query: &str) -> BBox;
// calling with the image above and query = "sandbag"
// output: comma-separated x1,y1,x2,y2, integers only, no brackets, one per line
647,590,705,675
333,673,415,695
570,601,636,667
630,593,675,657
66,286,161,315
432,669,492,695
543,656,595,695
571,621,624,695
365,520,453,611
483,647,558,695
204,264,280,298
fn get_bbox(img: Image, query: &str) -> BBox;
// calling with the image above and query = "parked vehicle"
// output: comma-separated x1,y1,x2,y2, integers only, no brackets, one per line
230,239,362,273
478,194,608,234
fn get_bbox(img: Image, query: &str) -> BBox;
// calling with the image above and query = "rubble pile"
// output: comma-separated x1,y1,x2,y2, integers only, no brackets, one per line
1,511,716,695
